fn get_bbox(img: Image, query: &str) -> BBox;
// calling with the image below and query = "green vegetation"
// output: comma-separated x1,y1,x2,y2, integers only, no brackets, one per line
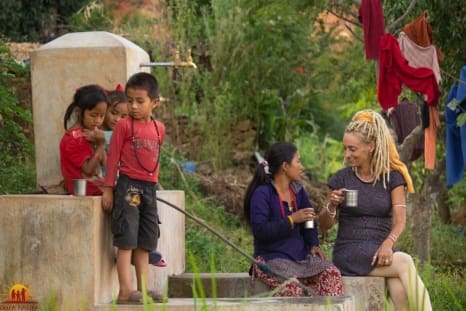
0,0,465,310
0,41,36,194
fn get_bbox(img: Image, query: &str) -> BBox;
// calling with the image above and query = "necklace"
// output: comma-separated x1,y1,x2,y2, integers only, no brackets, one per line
354,168,374,183
131,117,161,176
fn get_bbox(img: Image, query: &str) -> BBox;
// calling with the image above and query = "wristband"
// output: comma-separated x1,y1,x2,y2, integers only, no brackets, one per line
387,233,398,244
325,203,336,218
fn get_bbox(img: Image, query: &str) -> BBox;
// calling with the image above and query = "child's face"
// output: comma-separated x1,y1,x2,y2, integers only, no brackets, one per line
126,87,158,122
81,101,107,130
103,102,129,130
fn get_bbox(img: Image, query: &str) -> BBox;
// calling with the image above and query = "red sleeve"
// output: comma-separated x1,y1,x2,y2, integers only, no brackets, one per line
157,120,166,145
103,120,126,187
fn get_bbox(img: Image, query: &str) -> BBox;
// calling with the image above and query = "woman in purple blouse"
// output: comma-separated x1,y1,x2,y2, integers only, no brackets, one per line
244,142,344,296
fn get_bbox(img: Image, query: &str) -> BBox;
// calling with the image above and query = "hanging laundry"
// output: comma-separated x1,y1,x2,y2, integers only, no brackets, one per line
424,106,440,170
385,99,424,161
358,0,385,60
402,10,444,62
397,31,442,170
446,67,466,187
398,31,441,83
377,33,440,110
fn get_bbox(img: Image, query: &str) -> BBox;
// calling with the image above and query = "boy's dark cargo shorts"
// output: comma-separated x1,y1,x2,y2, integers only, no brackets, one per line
111,174,159,251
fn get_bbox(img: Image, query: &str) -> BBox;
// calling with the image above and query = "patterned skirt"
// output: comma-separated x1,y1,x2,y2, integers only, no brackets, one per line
251,256,344,296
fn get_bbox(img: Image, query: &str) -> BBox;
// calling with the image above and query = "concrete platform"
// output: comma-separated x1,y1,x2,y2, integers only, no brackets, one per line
95,296,355,311
167,273,385,311
0,191,185,310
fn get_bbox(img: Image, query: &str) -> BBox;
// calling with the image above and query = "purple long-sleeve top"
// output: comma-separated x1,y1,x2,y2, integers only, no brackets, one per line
249,182,319,261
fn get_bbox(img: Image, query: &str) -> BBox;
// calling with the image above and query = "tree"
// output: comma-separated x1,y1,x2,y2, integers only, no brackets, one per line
0,0,91,42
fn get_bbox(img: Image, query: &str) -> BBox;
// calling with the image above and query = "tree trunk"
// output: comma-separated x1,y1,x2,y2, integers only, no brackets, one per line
408,193,432,263
408,161,445,263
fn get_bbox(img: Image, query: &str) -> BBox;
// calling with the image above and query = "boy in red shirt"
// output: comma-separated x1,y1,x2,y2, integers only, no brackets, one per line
102,72,166,304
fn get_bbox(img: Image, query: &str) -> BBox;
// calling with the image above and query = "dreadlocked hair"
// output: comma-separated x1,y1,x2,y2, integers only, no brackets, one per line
345,109,393,189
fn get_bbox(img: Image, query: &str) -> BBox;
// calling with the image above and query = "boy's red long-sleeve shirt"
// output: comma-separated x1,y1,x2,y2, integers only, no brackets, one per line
104,117,165,187
377,33,440,110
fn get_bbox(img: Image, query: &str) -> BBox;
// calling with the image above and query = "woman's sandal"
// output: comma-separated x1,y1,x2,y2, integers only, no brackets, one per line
116,291,143,305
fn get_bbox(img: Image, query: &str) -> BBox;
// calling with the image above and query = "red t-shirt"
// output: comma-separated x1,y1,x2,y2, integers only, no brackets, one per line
59,128,103,195
104,117,165,187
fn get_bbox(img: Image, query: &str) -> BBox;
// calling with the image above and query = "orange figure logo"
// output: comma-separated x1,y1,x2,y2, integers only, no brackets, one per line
8,284,29,302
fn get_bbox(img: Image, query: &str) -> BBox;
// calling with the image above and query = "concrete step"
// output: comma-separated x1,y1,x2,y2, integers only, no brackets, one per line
168,272,268,298
95,296,355,311
167,273,386,311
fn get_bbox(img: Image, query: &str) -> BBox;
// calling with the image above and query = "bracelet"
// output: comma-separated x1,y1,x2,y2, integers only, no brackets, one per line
387,233,398,244
393,204,406,208
287,216,294,229
325,203,336,218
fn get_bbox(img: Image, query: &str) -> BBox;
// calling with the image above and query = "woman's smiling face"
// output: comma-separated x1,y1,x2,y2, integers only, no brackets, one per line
342,132,374,168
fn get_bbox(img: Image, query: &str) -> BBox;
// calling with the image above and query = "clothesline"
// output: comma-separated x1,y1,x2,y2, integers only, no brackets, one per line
441,69,466,85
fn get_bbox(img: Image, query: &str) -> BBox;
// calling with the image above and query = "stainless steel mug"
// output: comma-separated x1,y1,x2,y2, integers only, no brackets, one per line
344,189,358,207
304,220,314,229
73,179,87,196
304,207,315,228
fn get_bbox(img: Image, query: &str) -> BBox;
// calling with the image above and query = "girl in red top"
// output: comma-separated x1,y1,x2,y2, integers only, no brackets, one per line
59,85,109,195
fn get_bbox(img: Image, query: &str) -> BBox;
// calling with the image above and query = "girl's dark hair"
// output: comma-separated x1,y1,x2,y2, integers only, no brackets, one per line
107,90,127,107
63,84,109,129
243,142,298,224
125,72,159,99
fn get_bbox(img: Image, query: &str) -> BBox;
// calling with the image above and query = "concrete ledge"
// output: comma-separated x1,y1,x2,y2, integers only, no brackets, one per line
168,273,268,298
342,276,385,311
0,191,185,310
95,296,355,311
168,273,385,311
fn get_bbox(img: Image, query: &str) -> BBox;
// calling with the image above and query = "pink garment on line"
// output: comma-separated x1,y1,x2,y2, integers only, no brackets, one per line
377,33,440,110
398,31,441,83
402,10,444,62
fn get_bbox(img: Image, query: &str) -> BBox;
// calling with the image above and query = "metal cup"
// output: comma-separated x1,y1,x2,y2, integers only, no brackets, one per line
304,220,314,229
344,189,358,207
304,207,315,229
73,179,87,196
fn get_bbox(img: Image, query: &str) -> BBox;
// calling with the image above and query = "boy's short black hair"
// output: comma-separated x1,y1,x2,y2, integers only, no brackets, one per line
125,72,159,99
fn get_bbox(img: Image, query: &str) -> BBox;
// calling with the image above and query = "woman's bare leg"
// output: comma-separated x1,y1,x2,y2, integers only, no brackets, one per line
386,277,408,311
369,252,432,311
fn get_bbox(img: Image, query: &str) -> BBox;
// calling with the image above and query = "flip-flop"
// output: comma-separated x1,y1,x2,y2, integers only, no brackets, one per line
116,291,143,305
145,290,167,303
153,258,167,267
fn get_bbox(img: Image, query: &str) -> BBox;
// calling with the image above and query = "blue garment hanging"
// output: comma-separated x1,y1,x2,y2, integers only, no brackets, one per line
445,66,466,187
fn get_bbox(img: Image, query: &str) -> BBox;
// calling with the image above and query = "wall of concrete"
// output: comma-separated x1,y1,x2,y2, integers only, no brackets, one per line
30,31,150,192
0,191,185,309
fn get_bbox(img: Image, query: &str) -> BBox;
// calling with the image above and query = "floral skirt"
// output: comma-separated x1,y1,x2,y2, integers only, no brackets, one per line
251,256,344,296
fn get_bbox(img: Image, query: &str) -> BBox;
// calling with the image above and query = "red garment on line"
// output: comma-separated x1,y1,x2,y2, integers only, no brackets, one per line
377,33,440,110
358,0,385,60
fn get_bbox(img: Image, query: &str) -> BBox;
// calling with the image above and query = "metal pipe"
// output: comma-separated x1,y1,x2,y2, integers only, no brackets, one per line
140,62,175,67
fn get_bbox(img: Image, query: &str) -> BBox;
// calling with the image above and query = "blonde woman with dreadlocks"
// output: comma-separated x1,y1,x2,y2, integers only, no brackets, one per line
319,110,432,311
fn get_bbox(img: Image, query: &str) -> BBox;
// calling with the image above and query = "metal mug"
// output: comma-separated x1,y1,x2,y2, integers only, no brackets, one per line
344,189,358,207
304,207,315,229
304,220,314,229
73,179,87,196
